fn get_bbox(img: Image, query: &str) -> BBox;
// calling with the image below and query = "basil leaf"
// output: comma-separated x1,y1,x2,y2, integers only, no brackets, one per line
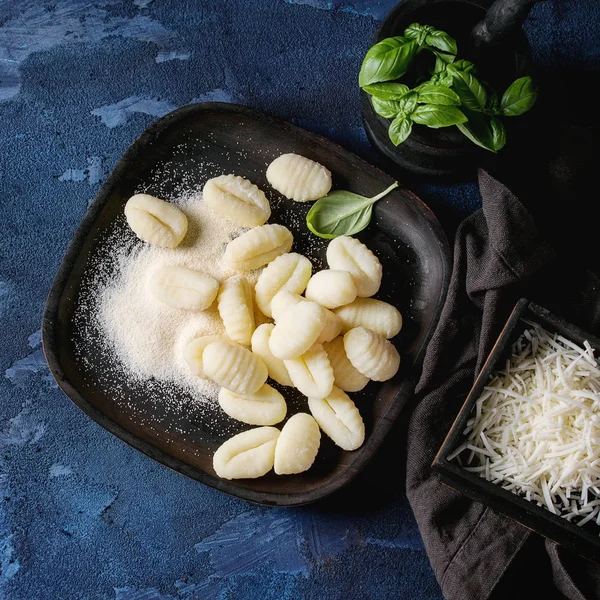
412,104,467,128
452,59,475,73
359,37,418,87
429,69,454,87
371,97,404,119
490,117,506,151
426,30,457,54
398,90,418,113
433,50,456,72
416,84,460,106
450,67,487,111
362,82,410,100
486,89,501,115
388,114,413,146
456,108,496,151
405,23,434,46
306,181,399,239
500,76,537,116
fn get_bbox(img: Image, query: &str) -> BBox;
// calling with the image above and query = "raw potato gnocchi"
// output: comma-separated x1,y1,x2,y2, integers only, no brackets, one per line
217,275,255,345
274,413,321,475
271,290,342,344
183,335,225,379
304,269,357,309
308,386,365,451
218,384,287,426
124,193,188,248
254,252,312,318
224,223,293,272
326,235,382,297
203,340,268,395
269,301,326,360
323,336,369,392
284,343,334,399
251,323,293,387
266,153,332,202
344,326,400,382
203,174,271,227
213,426,280,480
334,297,403,339
149,265,218,311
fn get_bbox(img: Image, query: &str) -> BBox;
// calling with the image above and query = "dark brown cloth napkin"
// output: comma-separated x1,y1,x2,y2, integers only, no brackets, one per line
404,68,600,600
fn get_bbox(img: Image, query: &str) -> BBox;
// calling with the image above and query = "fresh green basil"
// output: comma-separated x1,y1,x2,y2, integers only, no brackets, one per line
416,84,460,106
388,115,413,146
412,104,467,128
451,59,475,73
490,117,506,151
501,76,537,116
306,181,399,239
404,23,434,46
371,97,404,119
450,67,487,111
425,30,457,54
456,108,496,151
362,82,410,100
358,37,418,87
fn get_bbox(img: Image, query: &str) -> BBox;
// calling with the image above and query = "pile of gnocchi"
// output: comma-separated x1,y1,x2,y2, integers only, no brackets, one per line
123,152,402,481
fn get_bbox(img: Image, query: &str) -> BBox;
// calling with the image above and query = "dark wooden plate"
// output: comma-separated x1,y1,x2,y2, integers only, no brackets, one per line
42,102,451,506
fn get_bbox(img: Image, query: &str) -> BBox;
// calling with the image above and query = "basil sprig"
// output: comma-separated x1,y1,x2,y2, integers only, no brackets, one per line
359,23,537,153
306,181,399,239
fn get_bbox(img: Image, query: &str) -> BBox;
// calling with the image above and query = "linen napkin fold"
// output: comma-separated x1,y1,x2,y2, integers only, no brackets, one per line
404,66,600,600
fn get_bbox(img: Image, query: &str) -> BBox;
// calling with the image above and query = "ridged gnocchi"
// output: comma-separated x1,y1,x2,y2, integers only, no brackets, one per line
334,297,403,339
304,269,358,309
213,426,280,479
274,413,321,475
308,387,365,451
254,252,312,317
269,301,326,360
323,336,369,392
182,335,225,379
203,340,268,395
343,327,400,382
250,323,293,387
203,174,271,227
284,343,334,399
149,265,219,311
218,384,287,426
124,193,188,248
270,290,342,344
266,153,332,202
217,275,255,345
224,223,293,272
326,235,382,297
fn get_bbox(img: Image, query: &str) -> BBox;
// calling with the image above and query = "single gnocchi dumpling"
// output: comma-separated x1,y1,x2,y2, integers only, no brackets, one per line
217,275,255,346
182,335,225,379
304,269,358,309
271,290,342,344
284,343,334,399
323,336,369,392
218,384,287,426
266,153,332,203
274,413,321,475
334,298,402,339
203,174,271,227
308,386,365,451
326,235,382,297
269,301,326,360
251,323,293,387
203,340,268,395
343,326,400,382
149,265,219,311
213,426,280,480
254,252,312,318
124,193,188,248
224,224,293,272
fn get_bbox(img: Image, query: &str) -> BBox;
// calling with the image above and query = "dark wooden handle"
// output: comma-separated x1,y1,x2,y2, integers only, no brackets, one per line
471,0,539,47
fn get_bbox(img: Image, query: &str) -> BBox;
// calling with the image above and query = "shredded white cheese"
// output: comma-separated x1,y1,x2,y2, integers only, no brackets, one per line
451,321,600,530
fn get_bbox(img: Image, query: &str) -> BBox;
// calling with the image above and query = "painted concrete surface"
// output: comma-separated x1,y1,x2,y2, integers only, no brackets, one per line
1,1,599,598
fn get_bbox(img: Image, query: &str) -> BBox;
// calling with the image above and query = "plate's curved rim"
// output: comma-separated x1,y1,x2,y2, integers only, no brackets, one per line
41,101,452,506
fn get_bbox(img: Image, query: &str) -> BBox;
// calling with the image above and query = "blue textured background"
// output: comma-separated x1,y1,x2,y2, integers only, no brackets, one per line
1,1,599,599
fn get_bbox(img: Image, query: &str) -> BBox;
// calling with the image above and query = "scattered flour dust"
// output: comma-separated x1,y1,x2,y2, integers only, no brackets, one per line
75,189,257,411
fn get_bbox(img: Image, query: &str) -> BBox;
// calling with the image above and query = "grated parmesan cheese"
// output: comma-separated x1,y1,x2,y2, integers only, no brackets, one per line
450,321,600,530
